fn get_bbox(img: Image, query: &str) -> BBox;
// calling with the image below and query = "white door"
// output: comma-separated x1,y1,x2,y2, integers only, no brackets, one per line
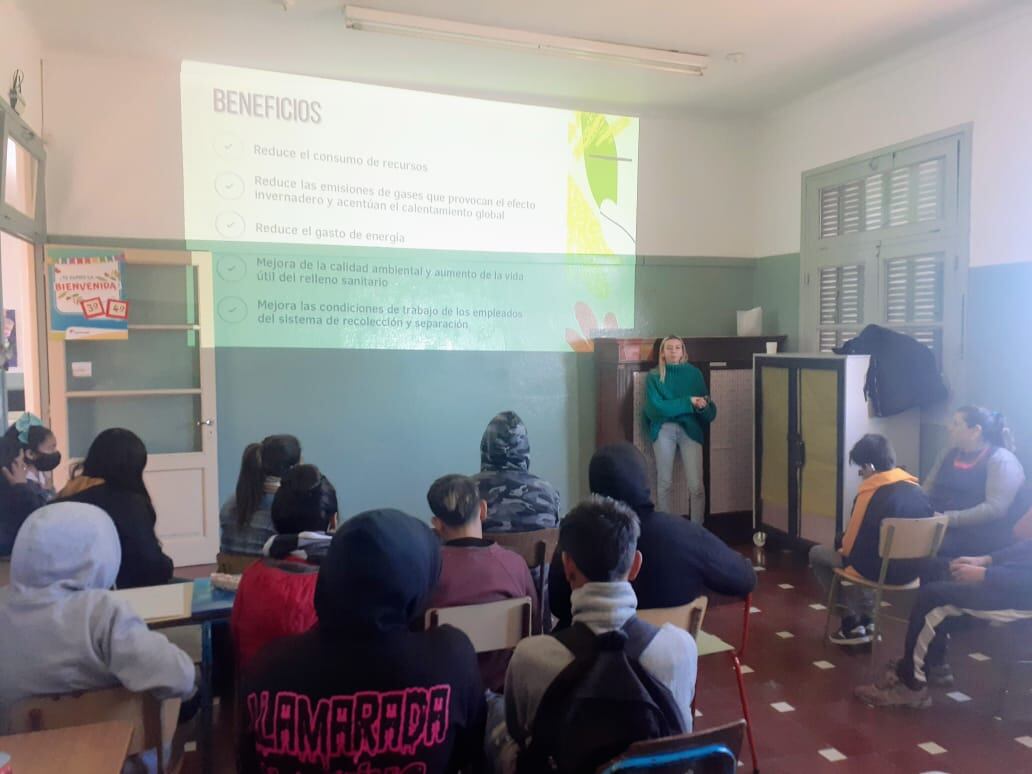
48,248,219,566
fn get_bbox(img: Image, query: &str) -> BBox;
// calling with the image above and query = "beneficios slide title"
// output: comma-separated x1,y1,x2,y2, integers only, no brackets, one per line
212,88,322,124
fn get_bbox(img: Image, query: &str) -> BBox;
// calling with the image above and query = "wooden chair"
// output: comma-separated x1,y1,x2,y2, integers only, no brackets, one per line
490,528,559,631
424,596,533,653
10,686,184,774
598,719,746,773
637,596,709,639
824,515,949,655
644,594,758,774
216,551,260,575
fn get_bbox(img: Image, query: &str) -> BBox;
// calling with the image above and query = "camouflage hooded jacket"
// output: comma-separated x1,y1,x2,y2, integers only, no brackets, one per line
472,411,561,533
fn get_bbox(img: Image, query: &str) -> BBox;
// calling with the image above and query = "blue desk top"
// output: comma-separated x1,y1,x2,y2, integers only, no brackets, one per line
190,578,235,621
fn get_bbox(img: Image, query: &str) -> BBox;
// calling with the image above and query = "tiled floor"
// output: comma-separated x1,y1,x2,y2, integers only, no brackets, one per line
695,546,1032,773
179,546,1032,772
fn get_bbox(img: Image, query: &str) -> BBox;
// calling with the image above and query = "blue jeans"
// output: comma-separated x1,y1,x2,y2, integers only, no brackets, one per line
652,422,705,522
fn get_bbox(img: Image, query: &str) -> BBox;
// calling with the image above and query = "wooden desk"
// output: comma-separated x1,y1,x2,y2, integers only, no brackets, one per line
0,720,133,774
115,578,235,774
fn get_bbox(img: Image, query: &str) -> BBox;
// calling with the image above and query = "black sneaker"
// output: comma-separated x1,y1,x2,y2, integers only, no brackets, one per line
830,622,873,645
927,663,955,687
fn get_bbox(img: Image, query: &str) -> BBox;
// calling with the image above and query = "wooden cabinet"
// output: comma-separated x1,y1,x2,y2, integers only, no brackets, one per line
753,354,919,546
594,336,784,526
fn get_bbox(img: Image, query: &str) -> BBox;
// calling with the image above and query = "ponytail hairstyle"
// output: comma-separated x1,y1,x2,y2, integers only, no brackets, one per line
657,335,687,383
235,434,302,526
4,413,54,453
957,405,1015,452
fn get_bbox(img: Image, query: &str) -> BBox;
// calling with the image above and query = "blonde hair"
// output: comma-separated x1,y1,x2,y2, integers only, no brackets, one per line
657,335,687,382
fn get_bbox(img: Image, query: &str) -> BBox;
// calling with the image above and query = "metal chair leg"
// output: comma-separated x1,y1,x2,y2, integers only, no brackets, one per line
870,587,884,663
732,651,760,774
824,574,840,643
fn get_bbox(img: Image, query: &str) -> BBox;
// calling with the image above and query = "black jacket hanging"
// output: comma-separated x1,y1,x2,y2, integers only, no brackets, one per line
833,324,948,416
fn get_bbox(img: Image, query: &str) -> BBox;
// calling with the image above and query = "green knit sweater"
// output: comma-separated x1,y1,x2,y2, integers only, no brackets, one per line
643,362,717,444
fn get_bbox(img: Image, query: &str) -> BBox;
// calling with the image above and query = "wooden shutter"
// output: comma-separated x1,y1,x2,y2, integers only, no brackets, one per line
819,157,943,239
884,254,944,362
817,264,863,352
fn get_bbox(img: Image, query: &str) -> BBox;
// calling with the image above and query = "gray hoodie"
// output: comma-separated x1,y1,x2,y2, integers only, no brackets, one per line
0,502,196,731
504,582,697,751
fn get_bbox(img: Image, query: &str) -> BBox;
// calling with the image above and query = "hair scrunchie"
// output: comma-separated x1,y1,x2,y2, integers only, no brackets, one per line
15,412,44,445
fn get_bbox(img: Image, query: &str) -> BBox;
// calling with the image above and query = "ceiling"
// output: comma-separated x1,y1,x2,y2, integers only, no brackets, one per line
17,0,1029,115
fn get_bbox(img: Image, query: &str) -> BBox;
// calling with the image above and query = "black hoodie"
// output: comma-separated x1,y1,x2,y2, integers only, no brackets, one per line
238,509,486,774
549,444,757,628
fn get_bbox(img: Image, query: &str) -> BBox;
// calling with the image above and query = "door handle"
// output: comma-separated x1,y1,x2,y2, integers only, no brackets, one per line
196,418,215,427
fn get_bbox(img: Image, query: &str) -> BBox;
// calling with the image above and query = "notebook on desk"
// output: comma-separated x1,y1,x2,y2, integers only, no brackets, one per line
112,582,194,624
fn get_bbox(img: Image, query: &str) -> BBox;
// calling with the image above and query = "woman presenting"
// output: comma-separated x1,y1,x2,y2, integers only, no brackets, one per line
643,335,716,521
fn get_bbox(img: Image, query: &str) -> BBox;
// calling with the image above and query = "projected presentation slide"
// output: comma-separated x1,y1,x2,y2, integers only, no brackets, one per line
181,61,638,351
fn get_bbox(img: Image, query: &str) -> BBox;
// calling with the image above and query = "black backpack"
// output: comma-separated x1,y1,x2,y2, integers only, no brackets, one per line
519,617,685,774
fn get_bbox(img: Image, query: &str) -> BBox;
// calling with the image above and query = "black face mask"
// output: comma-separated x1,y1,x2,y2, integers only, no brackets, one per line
30,451,62,472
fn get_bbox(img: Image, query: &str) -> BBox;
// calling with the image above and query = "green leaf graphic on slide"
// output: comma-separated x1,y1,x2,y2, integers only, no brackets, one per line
579,112,618,208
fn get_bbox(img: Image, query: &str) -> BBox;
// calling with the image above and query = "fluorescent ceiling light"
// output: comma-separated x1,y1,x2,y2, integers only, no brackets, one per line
343,6,709,76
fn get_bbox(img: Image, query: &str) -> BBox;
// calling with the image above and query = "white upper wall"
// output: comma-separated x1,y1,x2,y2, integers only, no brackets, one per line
753,5,1032,266
0,0,44,133
638,116,756,257
41,50,757,257
33,4,1032,263
43,51,184,240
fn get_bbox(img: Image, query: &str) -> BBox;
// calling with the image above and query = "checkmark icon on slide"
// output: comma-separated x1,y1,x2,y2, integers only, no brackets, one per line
217,255,247,282
215,211,245,238
214,133,243,160
215,172,245,200
217,296,248,323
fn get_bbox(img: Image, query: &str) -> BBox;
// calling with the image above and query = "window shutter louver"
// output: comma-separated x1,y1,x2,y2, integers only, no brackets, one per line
820,188,840,239
864,174,884,231
805,131,964,378
817,265,864,352
818,157,944,239
884,254,944,361
916,158,943,223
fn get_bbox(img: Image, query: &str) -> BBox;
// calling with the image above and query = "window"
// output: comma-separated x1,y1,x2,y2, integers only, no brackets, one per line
801,128,969,385
818,157,944,239
0,103,46,240
817,264,863,352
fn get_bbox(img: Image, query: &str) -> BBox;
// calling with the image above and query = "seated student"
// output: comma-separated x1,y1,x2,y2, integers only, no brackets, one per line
504,496,696,773
230,464,337,671
426,473,539,692
55,428,173,589
549,443,755,629
219,434,302,556
855,540,1032,709
237,509,485,774
4,412,61,496
0,439,49,558
473,411,561,533
0,503,196,733
809,434,933,645
925,406,1025,557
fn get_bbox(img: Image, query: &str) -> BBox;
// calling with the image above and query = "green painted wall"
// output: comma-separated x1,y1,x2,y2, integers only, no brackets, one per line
753,253,800,350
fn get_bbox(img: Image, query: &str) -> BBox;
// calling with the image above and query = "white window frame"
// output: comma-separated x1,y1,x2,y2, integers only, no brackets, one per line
1,100,48,423
799,126,971,397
